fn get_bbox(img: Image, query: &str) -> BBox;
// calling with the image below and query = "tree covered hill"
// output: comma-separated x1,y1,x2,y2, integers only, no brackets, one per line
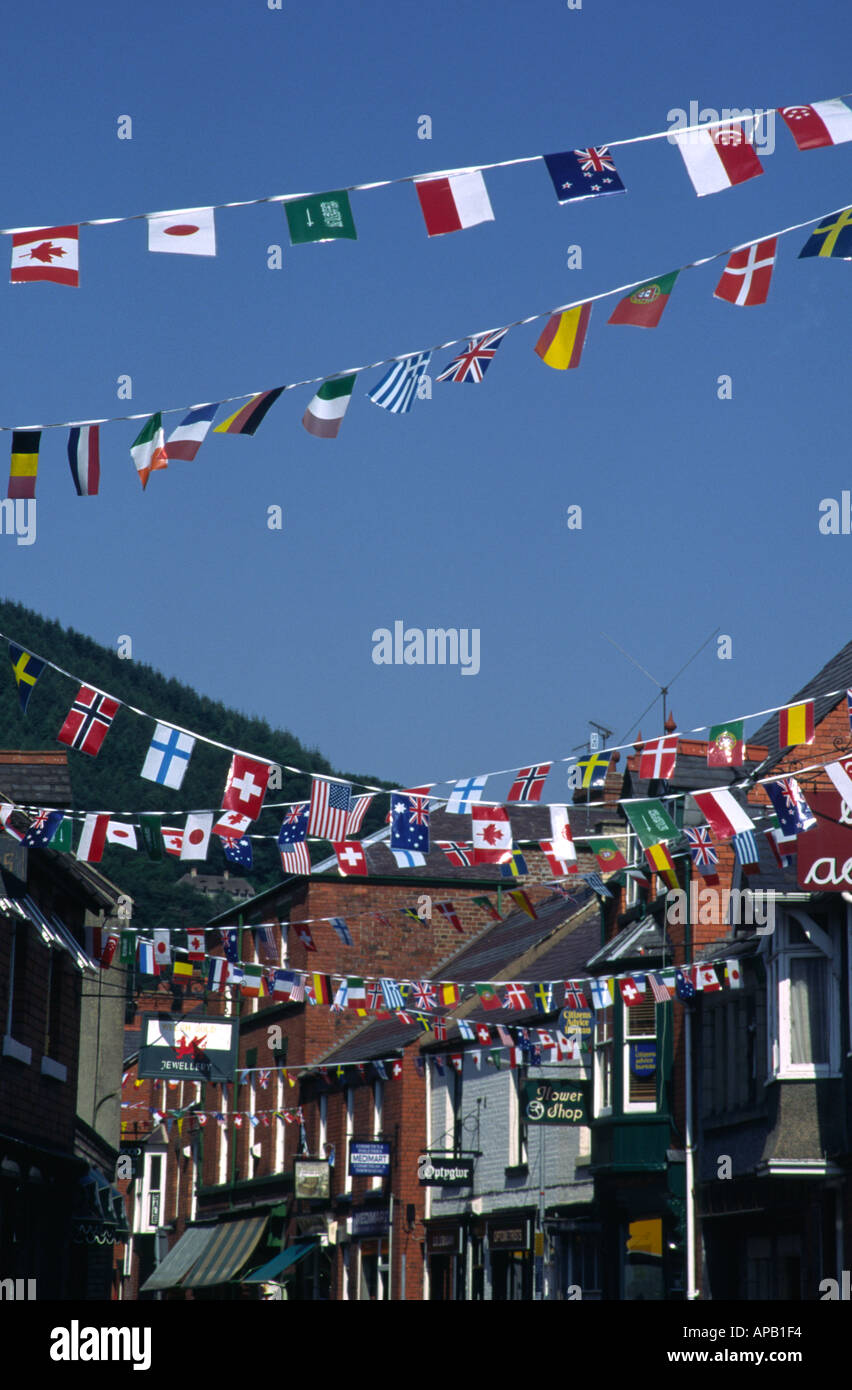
0,598,391,930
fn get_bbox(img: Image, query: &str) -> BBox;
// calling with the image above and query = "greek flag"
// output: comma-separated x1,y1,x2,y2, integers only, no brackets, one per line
380,977,405,1010
367,351,431,414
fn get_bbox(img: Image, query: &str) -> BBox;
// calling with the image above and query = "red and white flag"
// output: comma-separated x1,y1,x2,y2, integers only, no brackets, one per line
291,922,316,951
714,237,777,307
147,207,217,255
162,827,184,856
639,736,678,780
99,933,120,969
106,821,137,850
346,794,373,837
333,841,368,876
213,810,252,840
725,959,743,989
539,841,576,877
672,124,763,195
779,99,852,150
549,805,577,865
414,170,494,236
58,685,120,757
695,963,721,992
471,804,513,863
825,759,852,809
76,813,109,863
619,976,644,1005
153,928,172,967
280,842,311,875
435,901,463,933
222,755,270,821
187,931,206,961
180,812,213,861
691,788,755,841
308,777,351,840
11,225,80,286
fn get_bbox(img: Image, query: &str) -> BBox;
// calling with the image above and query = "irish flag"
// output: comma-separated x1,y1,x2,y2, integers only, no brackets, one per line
302,375,357,439
130,413,168,490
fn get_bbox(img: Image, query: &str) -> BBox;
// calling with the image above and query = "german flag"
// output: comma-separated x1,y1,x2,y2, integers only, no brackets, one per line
214,388,284,436
8,430,40,499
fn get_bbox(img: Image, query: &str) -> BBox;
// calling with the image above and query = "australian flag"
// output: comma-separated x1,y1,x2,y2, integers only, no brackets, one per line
765,777,816,836
390,793,430,853
223,835,253,869
543,147,626,204
278,803,309,847
223,928,240,963
675,967,696,1001
22,809,64,847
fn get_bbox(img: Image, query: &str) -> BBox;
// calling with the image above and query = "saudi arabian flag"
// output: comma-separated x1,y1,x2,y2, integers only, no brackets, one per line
51,816,72,853
285,191,357,244
607,270,679,328
622,798,680,849
302,375,357,439
130,413,168,490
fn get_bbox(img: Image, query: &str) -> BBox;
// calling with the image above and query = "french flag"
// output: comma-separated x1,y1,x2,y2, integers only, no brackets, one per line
165,403,219,462
67,425,100,496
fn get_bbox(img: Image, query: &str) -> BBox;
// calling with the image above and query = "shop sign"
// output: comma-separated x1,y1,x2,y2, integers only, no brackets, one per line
523,1079,588,1124
352,1207,389,1239
797,788,852,890
348,1141,390,1178
559,1007,592,1037
294,1160,330,1201
629,1042,657,1077
489,1222,528,1251
138,1015,237,1082
417,1154,475,1186
427,1227,461,1253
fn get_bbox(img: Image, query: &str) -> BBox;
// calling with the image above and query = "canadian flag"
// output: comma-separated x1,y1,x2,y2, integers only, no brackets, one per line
187,932,205,961
549,805,577,865
695,963,722,992
162,827,184,856
214,810,252,840
11,225,80,286
471,804,513,863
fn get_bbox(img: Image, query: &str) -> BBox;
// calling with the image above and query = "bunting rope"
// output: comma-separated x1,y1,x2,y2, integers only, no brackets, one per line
3,198,851,435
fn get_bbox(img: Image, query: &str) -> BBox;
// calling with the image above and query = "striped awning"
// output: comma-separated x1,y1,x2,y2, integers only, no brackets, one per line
184,1214,268,1287
139,1224,219,1292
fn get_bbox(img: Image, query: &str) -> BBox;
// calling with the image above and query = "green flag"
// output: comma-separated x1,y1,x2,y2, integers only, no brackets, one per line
119,930,137,966
622,798,680,850
51,816,72,853
285,190,357,244
139,813,163,860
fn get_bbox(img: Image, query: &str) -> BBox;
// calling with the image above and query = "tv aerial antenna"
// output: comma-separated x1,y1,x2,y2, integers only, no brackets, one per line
601,628,720,741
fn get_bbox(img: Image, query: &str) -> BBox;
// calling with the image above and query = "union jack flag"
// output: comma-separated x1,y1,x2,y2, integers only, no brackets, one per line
685,825,718,873
412,980,436,1010
408,796,430,826
436,328,508,384
507,763,552,802
576,145,617,174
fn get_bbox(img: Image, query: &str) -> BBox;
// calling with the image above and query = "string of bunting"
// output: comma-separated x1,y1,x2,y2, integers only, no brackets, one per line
4,94,847,262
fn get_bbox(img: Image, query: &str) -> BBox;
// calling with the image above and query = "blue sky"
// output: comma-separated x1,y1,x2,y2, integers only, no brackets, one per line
4,0,852,798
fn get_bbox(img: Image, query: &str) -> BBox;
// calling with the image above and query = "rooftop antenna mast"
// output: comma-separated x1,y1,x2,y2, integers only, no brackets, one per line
602,629,720,739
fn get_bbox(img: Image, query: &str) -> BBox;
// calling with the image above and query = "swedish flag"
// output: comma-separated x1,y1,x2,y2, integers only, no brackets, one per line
9,642,46,713
500,849,529,878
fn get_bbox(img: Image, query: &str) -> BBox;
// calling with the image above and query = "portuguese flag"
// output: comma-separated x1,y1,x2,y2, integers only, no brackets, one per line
708,720,745,766
586,837,627,871
608,270,679,328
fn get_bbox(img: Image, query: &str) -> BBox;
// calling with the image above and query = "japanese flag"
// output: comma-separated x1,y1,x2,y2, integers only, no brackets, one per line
180,812,213,861
147,207,216,256
107,821,138,850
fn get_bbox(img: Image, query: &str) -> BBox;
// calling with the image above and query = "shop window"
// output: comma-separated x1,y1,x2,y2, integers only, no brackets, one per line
624,999,657,1113
768,912,839,1079
593,1003,613,1117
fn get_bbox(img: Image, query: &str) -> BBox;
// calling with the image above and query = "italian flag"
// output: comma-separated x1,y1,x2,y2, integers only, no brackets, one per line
130,413,168,490
302,375,357,439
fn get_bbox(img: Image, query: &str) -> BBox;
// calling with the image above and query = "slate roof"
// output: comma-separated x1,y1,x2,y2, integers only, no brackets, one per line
749,636,852,772
0,751,73,807
622,750,762,802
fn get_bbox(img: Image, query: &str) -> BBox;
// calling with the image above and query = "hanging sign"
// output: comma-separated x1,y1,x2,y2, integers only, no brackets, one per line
349,1142,391,1178
138,1015,237,1082
523,1079,588,1124
797,789,852,890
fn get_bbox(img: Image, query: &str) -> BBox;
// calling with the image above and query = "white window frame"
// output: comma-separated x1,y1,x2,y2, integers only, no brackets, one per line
593,1002,613,1118
768,909,840,1080
344,1086,354,1194
371,1080,384,1190
623,996,658,1115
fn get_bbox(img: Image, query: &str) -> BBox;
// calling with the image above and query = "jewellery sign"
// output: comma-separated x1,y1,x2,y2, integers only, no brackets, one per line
797,788,852,891
138,1015,237,1082
524,1079,588,1124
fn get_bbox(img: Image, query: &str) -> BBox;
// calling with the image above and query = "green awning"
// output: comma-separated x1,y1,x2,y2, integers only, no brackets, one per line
184,1214,268,1287
140,1224,219,1292
243,1241,316,1283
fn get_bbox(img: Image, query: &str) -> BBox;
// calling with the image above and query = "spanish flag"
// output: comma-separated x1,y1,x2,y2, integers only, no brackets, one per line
644,841,679,890
8,430,40,499
438,981,459,1007
778,700,814,747
534,303,591,369
214,388,284,436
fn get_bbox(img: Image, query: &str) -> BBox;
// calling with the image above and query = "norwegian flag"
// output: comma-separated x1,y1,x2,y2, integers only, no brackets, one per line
222,755,270,821
434,901,463,933
438,841,474,867
57,685,120,756
436,328,508,384
685,826,720,883
504,981,532,1010
563,981,588,1009
639,735,678,780
714,237,777,307
507,763,552,803
346,794,373,837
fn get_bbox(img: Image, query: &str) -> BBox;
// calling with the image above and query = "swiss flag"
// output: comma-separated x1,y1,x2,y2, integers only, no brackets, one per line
619,976,643,1006
391,1060,403,1079
333,841,368,876
222,755,270,821
476,1024,492,1045
471,804,513,864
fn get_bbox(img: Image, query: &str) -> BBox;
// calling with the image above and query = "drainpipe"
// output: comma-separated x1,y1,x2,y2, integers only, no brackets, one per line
684,857,698,1298
229,913,244,1205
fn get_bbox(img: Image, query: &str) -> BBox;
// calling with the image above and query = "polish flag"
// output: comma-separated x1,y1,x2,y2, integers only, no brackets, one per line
414,171,494,236
779,99,852,150
672,124,763,195
690,788,755,841
147,207,217,255
76,813,110,863
714,238,777,307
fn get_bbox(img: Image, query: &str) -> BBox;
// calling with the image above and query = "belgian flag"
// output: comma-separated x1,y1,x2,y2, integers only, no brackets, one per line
8,430,40,499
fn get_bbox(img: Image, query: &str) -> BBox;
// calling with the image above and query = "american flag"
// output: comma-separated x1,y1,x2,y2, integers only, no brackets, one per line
346,794,373,837
648,972,671,1004
280,841,311,875
308,777,351,840
436,329,509,384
